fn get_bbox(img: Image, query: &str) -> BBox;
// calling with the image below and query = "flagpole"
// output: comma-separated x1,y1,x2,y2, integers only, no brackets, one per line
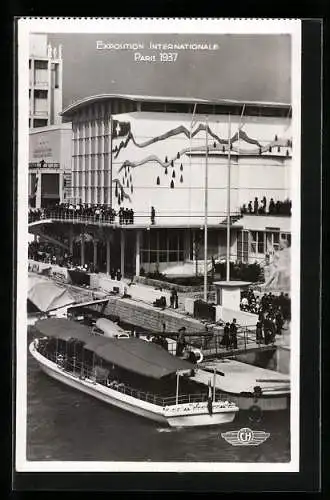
109,115,113,209
226,114,231,282
176,371,180,405
203,116,209,302
213,368,216,402
189,103,197,228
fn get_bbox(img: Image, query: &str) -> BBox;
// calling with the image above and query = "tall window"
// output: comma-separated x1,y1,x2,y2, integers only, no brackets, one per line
250,231,265,254
281,232,291,247
237,230,249,262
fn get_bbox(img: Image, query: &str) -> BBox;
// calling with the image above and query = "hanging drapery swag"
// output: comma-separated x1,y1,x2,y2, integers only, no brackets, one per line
170,180,174,189
180,174,183,183
122,176,125,184
130,175,132,182
156,176,160,185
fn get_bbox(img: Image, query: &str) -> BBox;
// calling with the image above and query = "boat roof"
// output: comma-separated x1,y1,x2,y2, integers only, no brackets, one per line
35,318,194,379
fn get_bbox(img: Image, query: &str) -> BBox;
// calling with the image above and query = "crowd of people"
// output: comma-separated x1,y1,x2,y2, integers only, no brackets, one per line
240,197,292,216
29,204,135,225
240,288,290,345
28,240,96,272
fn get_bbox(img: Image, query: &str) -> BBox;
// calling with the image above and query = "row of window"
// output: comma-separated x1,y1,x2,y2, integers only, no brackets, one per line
237,230,291,262
29,118,48,128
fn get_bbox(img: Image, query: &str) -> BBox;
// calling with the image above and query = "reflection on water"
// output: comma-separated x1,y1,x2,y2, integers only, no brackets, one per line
26,329,290,463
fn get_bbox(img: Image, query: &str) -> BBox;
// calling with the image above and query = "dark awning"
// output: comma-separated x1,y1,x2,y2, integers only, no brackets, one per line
34,318,194,379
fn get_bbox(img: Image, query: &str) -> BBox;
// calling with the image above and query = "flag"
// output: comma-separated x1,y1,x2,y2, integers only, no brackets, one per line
112,120,131,138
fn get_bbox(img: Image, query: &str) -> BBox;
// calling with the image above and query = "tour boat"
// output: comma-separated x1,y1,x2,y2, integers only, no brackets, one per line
29,318,239,427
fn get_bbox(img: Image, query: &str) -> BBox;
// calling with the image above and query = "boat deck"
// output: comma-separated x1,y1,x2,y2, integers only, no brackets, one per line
192,359,290,395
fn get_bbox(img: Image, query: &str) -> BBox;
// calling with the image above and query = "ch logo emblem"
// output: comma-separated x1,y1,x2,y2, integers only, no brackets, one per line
221,427,270,446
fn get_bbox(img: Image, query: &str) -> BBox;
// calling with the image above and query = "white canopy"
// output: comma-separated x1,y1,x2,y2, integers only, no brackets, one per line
28,276,76,313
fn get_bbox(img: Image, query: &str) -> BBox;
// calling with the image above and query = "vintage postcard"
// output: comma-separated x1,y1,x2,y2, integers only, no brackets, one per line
16,18,301,474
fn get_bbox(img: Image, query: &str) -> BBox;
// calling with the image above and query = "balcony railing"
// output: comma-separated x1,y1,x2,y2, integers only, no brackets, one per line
29,162,61,169
29,162,60,169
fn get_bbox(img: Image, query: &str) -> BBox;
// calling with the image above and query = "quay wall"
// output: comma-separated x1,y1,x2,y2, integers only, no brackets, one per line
235,345,290,375
94,297,209,334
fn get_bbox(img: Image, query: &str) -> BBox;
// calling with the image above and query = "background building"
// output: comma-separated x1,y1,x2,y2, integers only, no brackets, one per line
29,34,63,129
29,123,72,208
58,94,292,275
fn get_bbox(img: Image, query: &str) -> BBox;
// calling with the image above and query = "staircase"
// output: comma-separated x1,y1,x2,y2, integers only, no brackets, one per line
219,213,243,225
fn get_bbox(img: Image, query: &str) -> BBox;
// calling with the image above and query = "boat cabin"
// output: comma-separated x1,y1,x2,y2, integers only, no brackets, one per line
34,318,215,406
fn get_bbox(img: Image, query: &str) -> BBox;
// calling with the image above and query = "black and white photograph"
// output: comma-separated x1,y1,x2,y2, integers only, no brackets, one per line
16,18,301,473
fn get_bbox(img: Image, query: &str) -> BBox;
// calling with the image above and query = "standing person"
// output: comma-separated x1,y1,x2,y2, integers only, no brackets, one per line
151,206,156,225
275,308,283,335
256,320,263,344
254,197,259,215
230,319,238,349
170,288,175,308
263,315,273,345
176,327,186,356
116,268,122,281
174,289,179,309
221,322,231,350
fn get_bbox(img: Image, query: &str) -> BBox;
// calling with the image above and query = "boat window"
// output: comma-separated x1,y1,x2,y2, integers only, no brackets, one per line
92,327,104,335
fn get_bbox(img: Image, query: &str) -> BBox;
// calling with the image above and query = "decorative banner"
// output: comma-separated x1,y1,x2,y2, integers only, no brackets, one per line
156,176,160,185
113,121,292,204
170,180,174,189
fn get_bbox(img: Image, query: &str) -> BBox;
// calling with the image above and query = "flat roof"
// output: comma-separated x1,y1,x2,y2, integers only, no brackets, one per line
35,318,194,379
29,122,72,134
61,93,291,117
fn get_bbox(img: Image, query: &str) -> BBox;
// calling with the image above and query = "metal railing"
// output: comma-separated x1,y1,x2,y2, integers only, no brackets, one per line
36,346,232,407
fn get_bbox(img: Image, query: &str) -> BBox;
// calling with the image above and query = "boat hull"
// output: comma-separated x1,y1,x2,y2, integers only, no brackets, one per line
29,342,167,424
165,404,237,427
236,394,289,412
29,341,239,427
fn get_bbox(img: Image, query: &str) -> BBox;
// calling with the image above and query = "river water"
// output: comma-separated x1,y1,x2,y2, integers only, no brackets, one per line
26,329,290,463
